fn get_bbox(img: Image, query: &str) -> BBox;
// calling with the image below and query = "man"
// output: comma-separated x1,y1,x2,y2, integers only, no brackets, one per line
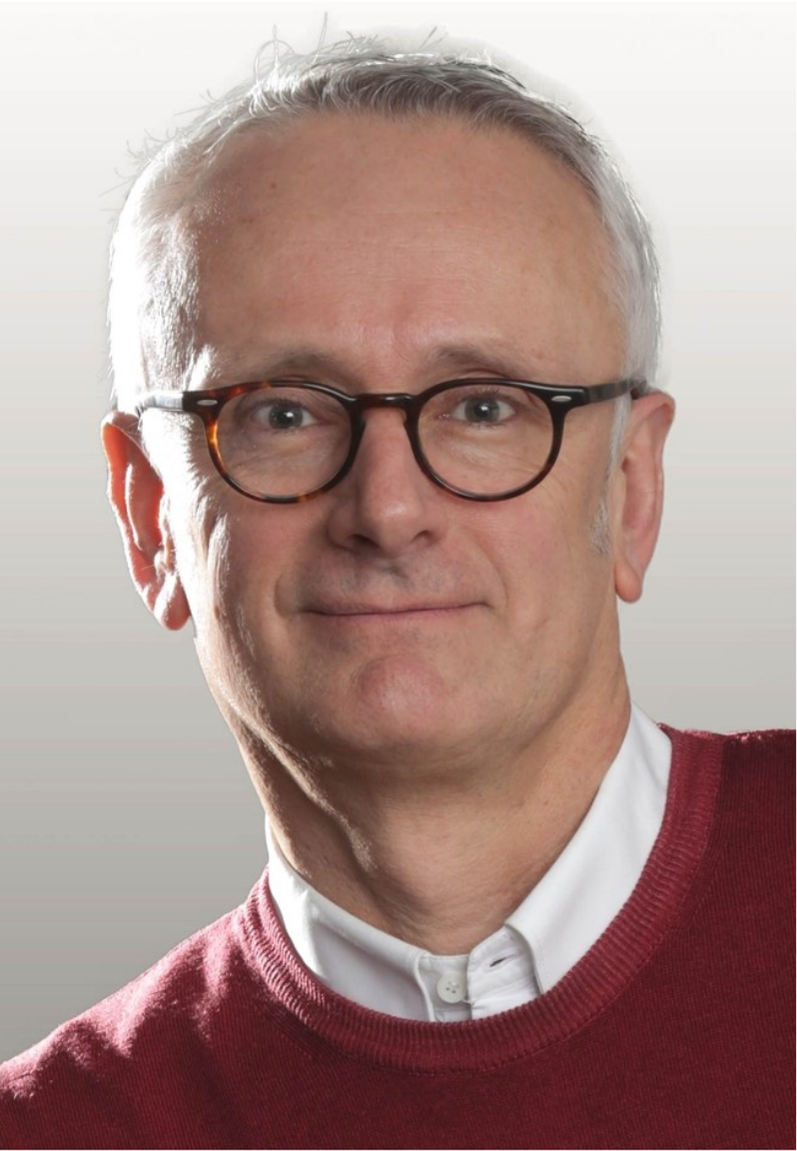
0,36,792,1150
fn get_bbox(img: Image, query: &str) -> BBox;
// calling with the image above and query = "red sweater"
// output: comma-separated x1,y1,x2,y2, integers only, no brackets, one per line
0,727,793,1150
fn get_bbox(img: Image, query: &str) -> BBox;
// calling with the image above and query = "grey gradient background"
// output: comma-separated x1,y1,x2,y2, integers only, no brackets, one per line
0,1,793,1061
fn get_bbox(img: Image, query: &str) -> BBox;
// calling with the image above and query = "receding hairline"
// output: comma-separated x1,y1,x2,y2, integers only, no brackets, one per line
108,43,660,409
146,109,623,399
179,105,617,244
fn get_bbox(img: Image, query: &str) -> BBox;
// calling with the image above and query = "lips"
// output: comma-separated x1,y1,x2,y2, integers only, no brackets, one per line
307,602,474,616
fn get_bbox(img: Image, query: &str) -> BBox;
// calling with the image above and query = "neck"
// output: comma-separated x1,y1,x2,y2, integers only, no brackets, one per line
238,664,631,956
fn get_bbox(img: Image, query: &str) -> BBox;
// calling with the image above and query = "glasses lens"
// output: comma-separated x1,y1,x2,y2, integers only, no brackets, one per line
216,385,350,498
418,383,554,496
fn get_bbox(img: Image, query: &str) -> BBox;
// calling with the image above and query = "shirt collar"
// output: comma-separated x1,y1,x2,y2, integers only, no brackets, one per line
507,704,670,992
266,704,670,1020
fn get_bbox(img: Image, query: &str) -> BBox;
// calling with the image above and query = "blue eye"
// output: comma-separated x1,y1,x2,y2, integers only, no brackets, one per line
263,402,317,430
240,398,320,431
451,394,516,425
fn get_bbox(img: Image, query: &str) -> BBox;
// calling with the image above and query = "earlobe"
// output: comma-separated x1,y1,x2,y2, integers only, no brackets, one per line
101,413,191,631
613,392,675,604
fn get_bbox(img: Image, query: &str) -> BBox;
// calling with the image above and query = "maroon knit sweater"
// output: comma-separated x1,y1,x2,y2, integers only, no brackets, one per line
0,727,793,1150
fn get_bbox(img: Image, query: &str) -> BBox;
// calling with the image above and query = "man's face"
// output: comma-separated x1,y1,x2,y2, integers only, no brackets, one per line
139,114,634,777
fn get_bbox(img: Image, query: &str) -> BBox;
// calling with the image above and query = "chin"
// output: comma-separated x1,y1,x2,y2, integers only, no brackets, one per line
294,653,476,765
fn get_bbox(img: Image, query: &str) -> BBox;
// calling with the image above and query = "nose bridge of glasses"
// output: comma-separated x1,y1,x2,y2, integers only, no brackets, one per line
349,392,421,448
352,391,417,417
346,392,426,482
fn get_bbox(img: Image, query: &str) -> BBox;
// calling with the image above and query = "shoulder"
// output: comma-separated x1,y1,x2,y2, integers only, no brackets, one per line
667,724,794,829
2,901,240,1067
0,896,258,1146
664,725,794,905
665,724,794,784
713,726,795,762
715,728,794,848
657,725,793,901
735,727,794,770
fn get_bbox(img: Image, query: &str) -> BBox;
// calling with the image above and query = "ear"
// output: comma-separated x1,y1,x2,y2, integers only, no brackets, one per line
612,391,675,604
101,412,191,630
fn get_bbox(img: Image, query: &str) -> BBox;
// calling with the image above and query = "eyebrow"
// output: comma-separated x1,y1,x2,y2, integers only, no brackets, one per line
200,340,559,389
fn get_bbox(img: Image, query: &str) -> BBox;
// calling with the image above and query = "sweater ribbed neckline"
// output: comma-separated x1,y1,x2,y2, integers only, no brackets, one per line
239,726,722,1073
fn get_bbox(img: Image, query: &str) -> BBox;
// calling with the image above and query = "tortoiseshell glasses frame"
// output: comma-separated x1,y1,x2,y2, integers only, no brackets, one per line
135,376,644,504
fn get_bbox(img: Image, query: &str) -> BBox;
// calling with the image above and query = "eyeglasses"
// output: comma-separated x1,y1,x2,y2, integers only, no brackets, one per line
135,376,643,504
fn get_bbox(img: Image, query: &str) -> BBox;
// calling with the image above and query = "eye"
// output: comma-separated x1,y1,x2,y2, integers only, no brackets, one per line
238,396,320,431
261,401,317,430
450,392,517,425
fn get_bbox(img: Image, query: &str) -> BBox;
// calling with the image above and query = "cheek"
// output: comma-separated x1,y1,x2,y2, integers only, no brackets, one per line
170,493,228,631
493,476,613,634
153,421,237,636
154,424,248,625
181,497,300,671
171,500,269,722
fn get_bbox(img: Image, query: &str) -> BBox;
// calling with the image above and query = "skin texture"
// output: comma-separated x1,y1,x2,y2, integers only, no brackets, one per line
104,113,674,953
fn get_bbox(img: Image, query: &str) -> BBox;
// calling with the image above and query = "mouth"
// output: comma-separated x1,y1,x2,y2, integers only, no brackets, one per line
306,602,480,621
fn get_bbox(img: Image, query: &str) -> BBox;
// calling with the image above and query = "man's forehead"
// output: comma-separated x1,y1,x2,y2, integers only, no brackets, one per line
183,336,568,392
157,112,622,393
181,110,600,237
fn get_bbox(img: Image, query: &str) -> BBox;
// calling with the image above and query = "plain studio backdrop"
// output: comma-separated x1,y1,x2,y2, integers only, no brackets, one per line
0,1,793,1061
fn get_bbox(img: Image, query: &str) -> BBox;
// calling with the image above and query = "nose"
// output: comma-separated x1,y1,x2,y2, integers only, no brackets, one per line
324,407,449,558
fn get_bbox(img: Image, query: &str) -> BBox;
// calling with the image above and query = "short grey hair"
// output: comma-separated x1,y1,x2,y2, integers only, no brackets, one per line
109,37,660,418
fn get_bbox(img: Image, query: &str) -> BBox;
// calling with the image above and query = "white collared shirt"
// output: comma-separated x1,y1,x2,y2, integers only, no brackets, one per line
266,704,671,1022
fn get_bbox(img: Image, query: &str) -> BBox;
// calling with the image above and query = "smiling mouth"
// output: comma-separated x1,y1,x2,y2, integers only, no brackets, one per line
307,603,478,619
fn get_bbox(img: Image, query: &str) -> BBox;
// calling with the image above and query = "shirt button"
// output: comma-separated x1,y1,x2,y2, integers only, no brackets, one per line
436,972,467,1004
